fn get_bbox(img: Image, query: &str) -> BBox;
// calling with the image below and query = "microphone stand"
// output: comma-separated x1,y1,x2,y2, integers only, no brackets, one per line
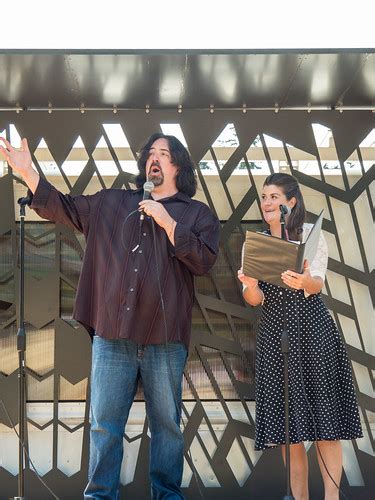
13,194,32,500
280,211,294,500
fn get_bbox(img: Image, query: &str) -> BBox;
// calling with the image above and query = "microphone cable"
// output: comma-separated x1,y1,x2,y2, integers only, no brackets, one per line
0,398,60,499
119,180,204,497
274,217,349,498
292,291,351,500
121,181,155,254
121,208,142,254
0,200,141,500
149,217,205,500
0,196,160,500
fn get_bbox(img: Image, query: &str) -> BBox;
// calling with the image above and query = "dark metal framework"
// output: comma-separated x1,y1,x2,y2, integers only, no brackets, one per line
0,110,374,499
0,50,374,110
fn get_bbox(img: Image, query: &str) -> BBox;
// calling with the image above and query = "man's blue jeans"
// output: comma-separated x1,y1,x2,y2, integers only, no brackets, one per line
84,337,187,499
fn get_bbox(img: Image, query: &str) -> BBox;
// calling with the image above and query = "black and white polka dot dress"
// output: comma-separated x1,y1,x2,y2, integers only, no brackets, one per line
255,282,363,450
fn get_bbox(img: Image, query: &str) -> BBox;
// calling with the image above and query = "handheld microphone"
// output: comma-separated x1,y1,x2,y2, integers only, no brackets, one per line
279,204,291,217
140,181,155,221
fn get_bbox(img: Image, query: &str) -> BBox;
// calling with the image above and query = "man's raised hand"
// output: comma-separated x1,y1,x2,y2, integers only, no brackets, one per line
0,137,33,175
0,137,40,193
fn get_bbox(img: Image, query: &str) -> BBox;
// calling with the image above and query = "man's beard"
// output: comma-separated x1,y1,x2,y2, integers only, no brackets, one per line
148,172,164,186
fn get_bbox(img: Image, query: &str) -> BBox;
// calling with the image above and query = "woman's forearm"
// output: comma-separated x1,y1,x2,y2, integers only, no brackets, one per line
243,285,264,306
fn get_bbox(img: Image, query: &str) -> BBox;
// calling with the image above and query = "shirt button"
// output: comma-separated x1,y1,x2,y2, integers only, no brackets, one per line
129,287,134,292
126,307,130,311
134,268,138,272
139,250,143,254
143,232,147,236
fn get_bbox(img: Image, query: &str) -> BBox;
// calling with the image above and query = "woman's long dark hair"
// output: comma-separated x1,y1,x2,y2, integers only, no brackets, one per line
263,173,306,241
135,133,197,197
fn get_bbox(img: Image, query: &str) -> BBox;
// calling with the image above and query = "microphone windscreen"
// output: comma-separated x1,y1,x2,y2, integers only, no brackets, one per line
143,181,155,199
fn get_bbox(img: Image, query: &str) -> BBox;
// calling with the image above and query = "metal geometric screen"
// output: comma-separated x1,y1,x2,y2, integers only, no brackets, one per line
0,110,374,499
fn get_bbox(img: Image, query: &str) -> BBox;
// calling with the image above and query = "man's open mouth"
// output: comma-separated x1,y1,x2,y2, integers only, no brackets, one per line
149,162,161,175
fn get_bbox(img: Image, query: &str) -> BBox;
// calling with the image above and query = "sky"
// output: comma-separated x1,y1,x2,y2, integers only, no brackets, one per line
0,0,374,50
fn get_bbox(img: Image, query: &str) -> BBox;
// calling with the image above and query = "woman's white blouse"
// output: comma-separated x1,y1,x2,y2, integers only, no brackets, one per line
301,223,328,281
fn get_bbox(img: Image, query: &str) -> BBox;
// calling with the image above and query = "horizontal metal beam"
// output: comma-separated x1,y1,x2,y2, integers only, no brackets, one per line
0,106,374,113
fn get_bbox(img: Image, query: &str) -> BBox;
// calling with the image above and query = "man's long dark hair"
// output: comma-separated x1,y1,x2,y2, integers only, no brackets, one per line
263,173,306,241
135,133,197,197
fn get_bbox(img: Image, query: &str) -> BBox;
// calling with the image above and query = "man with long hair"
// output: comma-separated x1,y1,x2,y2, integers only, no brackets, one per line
0,133,220,499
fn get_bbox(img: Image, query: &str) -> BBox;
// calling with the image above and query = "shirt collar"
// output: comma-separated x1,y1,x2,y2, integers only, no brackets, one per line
131,188,191,203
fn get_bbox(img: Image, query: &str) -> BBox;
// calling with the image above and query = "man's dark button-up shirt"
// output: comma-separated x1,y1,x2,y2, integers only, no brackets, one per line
31,178,220,348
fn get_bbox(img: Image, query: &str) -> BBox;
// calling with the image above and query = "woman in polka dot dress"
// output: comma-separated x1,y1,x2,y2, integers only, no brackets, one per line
238,173,362,500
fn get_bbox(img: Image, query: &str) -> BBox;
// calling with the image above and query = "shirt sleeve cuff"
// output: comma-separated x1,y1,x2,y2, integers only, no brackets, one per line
310,270,325,281
30,177,53,209
173,222,193,255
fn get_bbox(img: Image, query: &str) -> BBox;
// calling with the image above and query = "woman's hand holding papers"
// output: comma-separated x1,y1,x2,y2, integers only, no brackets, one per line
281,260,323,295
281,260,311,290
237,269,264,306
237,269,258,289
